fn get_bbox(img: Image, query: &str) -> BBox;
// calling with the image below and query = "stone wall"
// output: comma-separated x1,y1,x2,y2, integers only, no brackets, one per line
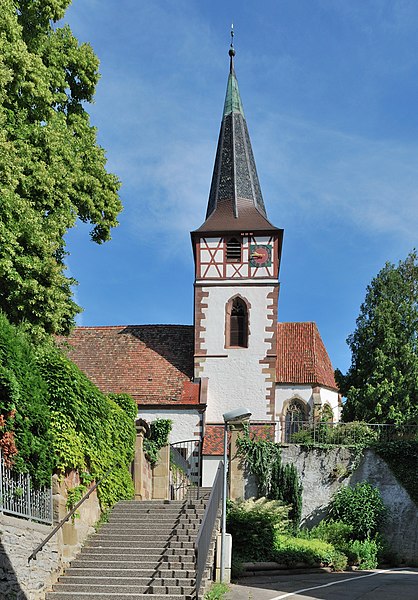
280,445,357,526
242,445,418,563
351,449,418,563
0,470,102,600
279,446,418,563
0,514,60,600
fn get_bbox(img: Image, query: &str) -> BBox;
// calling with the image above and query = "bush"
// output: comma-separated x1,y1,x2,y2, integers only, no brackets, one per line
227,497,290,561
310,520,353,547
273,534,346,570
291,421,378,446
329,482,386,540
347,538,381,569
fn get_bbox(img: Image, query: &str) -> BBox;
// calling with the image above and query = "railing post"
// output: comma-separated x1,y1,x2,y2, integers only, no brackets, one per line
0,450,3,514
27,472,32,521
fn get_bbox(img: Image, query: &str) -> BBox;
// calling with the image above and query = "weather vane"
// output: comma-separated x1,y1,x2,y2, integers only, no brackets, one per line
230,23,234,49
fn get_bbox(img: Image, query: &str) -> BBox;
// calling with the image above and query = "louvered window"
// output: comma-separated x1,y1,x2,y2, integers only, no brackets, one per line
228,297,248,347
226,237,241,262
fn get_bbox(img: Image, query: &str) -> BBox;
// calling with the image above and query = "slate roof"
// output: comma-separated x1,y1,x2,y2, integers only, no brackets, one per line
195,49,279,235
276,322,338,390
202,423,275,456
61,325,200,405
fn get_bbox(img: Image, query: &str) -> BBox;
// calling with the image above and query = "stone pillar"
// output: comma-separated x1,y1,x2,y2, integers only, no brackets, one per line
134,423,147,501
152,445,170,500
228,423,246,501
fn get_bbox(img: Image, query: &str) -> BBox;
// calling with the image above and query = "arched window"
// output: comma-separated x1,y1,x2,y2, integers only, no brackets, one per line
226,296,248,348
284,400,306,442
226,237,242,262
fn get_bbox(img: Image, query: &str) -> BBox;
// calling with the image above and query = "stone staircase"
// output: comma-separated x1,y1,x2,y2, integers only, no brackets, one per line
46,488,213,600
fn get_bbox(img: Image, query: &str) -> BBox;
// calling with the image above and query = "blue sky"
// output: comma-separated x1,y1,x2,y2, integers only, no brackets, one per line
64,0,418,375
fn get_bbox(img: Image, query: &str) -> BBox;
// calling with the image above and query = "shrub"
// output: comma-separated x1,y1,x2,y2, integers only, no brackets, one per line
270,462,302,529
310,520,353,548
227,497,290,561
273,534,346,570
329,482,387,540
347,538,381,569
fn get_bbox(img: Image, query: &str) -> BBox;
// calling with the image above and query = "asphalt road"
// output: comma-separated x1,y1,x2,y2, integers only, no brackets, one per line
227,568,418,600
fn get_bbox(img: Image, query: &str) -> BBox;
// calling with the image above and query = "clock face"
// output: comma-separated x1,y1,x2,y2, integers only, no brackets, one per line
249,244,272,268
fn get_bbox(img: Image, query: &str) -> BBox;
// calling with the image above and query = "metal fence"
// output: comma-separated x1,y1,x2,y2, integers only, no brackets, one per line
195,461,223,598
283,421,418,445
0,451,53,524
170,439,201,500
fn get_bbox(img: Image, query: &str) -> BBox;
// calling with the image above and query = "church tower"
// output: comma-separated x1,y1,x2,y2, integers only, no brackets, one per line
191,40,284,425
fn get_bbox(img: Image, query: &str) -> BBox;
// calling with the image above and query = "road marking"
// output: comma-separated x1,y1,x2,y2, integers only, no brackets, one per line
268,568,410,600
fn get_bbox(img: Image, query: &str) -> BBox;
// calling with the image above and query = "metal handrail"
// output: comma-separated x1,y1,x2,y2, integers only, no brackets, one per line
28,465,115,562
195,461,224,598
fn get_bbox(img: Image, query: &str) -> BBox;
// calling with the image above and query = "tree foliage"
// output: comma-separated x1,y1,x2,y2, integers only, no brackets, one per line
337,251,418,425
0,0,121,336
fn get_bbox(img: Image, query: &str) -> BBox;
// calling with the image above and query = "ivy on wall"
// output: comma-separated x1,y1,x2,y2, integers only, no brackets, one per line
143,418,172,465
374,441,418,508
0,312,137,508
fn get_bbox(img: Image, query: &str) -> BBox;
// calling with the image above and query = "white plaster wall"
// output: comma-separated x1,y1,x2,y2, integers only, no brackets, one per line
319,387,341,421
198,283,276,422
136,409,201,444
275,384,313,415
202,456,222,487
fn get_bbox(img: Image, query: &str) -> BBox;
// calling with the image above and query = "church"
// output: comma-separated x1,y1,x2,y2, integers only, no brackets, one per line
64,42,340,485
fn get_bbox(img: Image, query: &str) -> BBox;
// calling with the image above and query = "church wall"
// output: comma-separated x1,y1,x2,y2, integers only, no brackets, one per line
136,409,201,444
196,283,276,423
318,386,341,421
202,456,222,487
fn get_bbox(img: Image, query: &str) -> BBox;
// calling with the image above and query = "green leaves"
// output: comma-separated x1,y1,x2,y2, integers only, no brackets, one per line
339,251,418,425
0,1,122,335
329,482,386,540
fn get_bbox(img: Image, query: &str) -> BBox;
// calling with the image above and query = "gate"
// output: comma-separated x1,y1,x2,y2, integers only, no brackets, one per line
170,439,201,500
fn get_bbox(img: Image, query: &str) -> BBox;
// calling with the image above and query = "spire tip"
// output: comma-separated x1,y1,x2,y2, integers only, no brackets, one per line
229,23,235,70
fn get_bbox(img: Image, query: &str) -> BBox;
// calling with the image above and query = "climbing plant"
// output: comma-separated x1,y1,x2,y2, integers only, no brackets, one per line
143,418,172,465
237,427,303,527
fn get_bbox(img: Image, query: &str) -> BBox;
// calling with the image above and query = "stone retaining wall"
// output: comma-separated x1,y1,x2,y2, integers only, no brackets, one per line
242,445,418,563
0,513,60,600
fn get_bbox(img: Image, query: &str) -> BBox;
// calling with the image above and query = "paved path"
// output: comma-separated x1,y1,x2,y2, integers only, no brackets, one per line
227,568,418,600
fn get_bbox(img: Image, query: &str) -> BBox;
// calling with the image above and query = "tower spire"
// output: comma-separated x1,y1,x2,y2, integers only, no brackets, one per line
196,32,274,231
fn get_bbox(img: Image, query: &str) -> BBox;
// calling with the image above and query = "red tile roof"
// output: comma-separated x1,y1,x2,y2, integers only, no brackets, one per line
60,325,199,405
202,423,275,456
276,322,337,389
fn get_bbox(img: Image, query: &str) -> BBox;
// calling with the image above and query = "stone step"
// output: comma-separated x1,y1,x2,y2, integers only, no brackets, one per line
51,584,195,595
88,537,195,547
108,511,205,520
59,576,196,587
69,559,196,571
91,533,194,543
81,546,196,557
64,567,196,578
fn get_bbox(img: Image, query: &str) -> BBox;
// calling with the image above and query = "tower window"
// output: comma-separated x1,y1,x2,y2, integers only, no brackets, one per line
226,237,241,262
226,296,248,347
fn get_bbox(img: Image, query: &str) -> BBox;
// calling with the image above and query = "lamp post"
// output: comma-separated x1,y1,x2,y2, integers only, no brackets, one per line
220,407,252,583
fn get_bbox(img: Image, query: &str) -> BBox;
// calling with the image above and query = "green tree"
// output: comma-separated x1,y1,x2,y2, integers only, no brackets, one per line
0,0,121,336
337,251,418,425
